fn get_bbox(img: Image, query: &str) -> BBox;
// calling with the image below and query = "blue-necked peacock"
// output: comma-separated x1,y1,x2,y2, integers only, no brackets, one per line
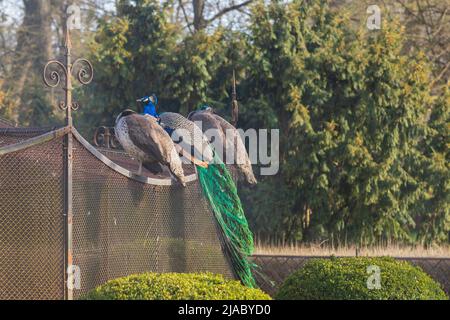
138,97,256,287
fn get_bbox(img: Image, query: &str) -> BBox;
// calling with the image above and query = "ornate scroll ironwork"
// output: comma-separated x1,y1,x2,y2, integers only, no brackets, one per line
42,26,93,125
43,61,67,88
72,58,94,85
93,126,120,149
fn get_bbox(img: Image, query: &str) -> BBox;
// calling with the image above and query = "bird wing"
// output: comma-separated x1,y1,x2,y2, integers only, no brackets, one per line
188,111,219,133
160,112,214,163
189,111,227,161
126,114,173,164
212,114,257,185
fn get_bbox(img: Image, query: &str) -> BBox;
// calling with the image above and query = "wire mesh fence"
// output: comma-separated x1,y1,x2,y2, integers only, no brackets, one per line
3,125,447,300
251,255,450,296
0,126,234,300
71,138,234,299
0,129,65,299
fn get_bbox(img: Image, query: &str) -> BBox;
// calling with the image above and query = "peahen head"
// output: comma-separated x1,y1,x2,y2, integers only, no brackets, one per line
115,109,136,125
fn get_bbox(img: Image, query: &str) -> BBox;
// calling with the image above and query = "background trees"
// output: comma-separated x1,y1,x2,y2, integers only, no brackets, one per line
240,1,448,246
0,0,448,246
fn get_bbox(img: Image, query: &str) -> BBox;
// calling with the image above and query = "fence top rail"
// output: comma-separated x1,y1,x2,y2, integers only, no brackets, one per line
72,127,197,186
0,126,70,155
251,254,450,260
0,126,61,134
0,125,198,186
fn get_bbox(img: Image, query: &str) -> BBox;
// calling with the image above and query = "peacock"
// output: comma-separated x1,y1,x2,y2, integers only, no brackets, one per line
156,108,256,287
188,105,257,185
159,112,214,164
137,95,209,168
114,109,186,186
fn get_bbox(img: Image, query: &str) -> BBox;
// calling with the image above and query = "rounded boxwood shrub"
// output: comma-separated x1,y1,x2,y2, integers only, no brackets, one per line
85,272,271,300
275,257,447,300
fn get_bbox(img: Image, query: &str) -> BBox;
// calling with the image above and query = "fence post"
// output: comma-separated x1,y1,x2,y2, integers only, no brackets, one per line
63,24,74,301
64,128,74,300
43,10,93,299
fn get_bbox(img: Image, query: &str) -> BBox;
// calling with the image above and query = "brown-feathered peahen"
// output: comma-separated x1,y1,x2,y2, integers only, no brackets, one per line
156,109,256,287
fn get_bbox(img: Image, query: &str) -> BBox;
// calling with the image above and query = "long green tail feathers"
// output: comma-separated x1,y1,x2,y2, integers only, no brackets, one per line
197,155,256,287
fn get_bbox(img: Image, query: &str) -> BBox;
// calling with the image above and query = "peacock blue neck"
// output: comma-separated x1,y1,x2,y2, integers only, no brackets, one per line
143,102,159,118
163,127,174,135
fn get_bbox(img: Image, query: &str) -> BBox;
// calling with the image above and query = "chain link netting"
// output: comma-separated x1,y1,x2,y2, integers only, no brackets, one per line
0,129,65,300
0,127,234,299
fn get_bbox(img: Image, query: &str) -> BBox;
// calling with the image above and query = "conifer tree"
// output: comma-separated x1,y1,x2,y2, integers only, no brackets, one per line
244,0,446,245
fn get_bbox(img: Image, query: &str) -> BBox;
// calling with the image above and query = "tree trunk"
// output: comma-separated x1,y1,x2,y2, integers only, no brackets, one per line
10,0,52,117
192,0,206,31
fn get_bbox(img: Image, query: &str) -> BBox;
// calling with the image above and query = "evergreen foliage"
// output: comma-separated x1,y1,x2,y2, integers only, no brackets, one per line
3,0,445,246
275,257,448,300
84,272,271,300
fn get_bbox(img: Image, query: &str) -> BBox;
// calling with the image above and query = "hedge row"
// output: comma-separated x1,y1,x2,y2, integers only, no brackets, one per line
84,272,271,300
85,257,447,300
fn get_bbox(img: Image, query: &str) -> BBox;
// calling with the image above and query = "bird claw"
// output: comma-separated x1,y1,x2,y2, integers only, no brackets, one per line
195,161,208,169
182,150,208,168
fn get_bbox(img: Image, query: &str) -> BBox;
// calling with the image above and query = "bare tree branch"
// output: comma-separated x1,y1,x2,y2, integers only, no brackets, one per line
179,0,193,34
204,0,254,24
430,60,450,88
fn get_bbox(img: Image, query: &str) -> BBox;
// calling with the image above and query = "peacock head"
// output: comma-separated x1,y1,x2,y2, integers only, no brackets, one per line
200,104,213,112
137,94,158,106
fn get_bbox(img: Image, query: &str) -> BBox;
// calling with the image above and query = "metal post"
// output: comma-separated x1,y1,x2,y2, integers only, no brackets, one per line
64,26,74,300
231,70,238,127
43,15,93,300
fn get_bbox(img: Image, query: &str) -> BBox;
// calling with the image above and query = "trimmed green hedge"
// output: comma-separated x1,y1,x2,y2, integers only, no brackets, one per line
85,272,271,300
275,257,448,300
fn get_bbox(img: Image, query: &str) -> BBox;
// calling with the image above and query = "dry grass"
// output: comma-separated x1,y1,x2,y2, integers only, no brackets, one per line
254,242,450,258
